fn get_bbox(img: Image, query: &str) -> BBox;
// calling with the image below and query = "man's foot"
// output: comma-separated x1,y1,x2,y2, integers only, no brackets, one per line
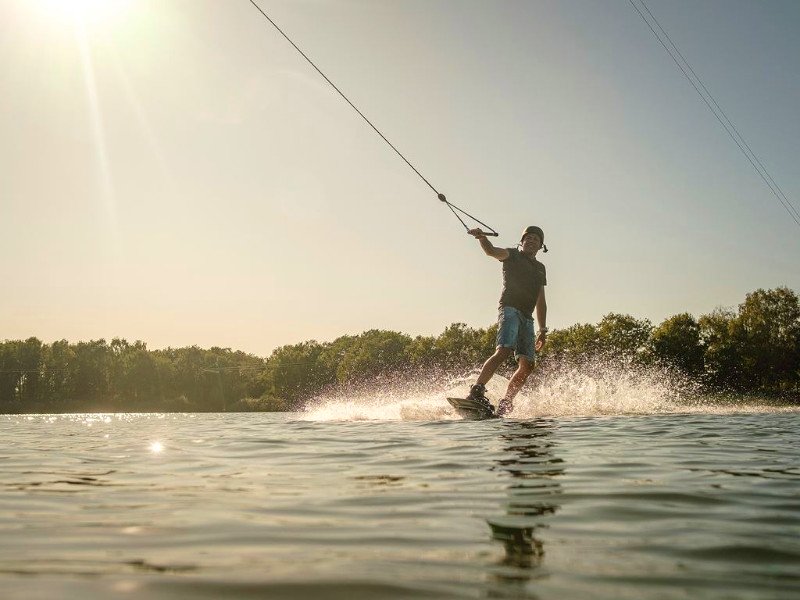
497,398,513,417
467,383,492,411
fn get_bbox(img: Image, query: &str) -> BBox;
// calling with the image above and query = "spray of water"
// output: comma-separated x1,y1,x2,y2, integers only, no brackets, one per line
301,357,798,421
301,369,459,422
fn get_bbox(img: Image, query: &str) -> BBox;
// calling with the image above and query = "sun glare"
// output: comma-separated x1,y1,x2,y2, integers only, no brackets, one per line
37,0,132,27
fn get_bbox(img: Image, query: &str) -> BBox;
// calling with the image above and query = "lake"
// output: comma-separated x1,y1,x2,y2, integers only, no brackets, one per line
2,387,799,599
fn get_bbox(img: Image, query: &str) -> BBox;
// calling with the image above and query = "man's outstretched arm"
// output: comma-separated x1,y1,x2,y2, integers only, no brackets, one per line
468,228,509,261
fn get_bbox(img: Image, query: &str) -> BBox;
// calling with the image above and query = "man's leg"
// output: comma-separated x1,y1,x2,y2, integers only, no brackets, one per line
476,346,513,385
470,308,518,407
498,357,533,415
467,347,513,407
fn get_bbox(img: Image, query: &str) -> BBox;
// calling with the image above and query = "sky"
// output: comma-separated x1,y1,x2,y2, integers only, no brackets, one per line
2,0,798,357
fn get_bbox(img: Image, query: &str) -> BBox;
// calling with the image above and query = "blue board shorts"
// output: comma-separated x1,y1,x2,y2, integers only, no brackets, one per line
496,306,536,362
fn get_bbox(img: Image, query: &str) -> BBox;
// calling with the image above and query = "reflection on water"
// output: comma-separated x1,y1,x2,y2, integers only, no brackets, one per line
488,420,562,589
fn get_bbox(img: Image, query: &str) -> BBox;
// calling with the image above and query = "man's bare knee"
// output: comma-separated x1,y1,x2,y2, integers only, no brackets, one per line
517,359,534,376
495,347,513,360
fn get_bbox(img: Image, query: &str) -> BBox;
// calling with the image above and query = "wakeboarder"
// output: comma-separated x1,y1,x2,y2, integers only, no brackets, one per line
465,226,548,416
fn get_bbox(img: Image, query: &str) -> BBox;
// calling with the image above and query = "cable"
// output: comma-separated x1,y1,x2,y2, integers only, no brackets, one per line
628,0,800,228
640,0,800,225
638,0,800,225
245,0,498,236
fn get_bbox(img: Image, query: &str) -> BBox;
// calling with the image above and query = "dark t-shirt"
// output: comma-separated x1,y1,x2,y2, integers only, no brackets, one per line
498,248,547,318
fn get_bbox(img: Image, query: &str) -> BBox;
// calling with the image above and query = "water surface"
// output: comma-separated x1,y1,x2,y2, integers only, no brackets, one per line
2,408,799,599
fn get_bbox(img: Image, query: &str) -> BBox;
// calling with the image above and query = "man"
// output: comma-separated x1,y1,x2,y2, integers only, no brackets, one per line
466,225,548,416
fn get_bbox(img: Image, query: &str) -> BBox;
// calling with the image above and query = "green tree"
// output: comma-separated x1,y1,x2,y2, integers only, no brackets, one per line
43,340,76,411
117,341,162,410
71,340,114,408
699,308,744,390
405,334,437,367
597,313,653,360
17,338,44,409
648,313,704,375
735,287,800,393
0,341,23,412
263,341,331,405
541,323,600,361
406,323,495,370
155,346,208,409
333,330,412,382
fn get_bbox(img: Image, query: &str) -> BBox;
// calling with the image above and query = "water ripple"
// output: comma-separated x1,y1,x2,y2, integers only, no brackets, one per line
1,412,799,599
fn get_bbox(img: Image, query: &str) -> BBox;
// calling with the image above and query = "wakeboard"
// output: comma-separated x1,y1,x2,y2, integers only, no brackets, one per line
447,397,499,420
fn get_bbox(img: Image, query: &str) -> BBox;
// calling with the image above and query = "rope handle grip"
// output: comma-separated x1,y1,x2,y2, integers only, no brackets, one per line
438,193,499,237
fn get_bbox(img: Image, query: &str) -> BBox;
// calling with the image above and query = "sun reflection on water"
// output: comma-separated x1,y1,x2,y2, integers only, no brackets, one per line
149,441,164,454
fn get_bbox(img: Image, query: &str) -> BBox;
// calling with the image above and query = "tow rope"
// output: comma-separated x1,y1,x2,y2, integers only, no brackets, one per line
246,0,499,237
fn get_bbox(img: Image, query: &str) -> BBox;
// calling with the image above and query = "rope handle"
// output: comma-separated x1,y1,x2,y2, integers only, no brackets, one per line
438,194,499,237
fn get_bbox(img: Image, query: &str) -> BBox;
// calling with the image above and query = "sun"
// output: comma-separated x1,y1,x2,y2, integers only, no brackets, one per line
36,0,133,27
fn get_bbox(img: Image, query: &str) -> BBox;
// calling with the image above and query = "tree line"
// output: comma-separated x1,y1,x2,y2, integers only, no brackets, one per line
1,287,797,413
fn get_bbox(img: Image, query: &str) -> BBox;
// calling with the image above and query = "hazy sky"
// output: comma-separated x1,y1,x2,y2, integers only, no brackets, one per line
2,0,798,356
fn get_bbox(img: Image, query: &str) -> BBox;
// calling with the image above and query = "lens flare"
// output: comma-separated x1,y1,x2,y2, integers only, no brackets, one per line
72,18,118,237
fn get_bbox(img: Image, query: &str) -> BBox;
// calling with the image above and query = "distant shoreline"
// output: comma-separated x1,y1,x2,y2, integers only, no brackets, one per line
1,287,798,414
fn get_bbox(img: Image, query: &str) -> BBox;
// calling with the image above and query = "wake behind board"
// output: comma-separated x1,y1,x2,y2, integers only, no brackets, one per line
447,397,499,420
